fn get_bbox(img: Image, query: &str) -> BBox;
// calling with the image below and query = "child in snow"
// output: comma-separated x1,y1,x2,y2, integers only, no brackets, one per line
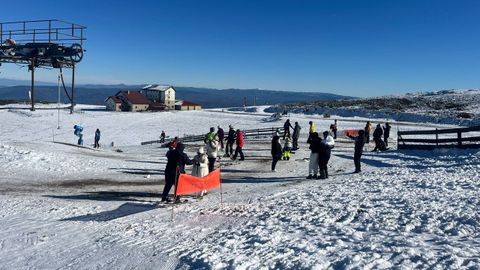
282,136,293,160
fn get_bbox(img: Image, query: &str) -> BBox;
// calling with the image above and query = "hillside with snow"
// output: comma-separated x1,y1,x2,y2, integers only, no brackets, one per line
267,89,480,126
0,104,479,269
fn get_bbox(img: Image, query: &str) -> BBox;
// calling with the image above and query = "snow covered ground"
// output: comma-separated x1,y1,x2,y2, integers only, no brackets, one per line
0,104,479,269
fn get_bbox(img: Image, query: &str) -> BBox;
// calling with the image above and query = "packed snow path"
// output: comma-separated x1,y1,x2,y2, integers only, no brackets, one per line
0,105,479,269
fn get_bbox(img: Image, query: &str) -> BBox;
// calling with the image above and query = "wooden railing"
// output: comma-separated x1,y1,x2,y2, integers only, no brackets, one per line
141,127,285,146
397,126,480,150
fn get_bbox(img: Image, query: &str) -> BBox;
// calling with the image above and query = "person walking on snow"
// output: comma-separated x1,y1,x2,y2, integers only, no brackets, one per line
307,121,316,143
348,130,366,173
292,122,301,150
271,135,282,171
217,126,225,150
318,131,335,179
283,119,293,140
225,125,236,157
232,129,245,161
383,122,391,147
94,129,101,148
162,142,193,203
372,124,384,152
206,134,219,172
330,120,338,139
307,132,321,179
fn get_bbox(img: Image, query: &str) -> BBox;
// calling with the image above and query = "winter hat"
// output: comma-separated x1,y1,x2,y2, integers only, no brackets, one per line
198,146,205,154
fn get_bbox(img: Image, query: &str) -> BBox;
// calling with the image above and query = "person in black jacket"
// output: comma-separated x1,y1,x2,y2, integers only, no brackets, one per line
225,125,236,157
283,119,293,140
348,130,366,173
372,124,384,152
307,132,321,179
292,122,301,150
161,143,193,202
383,122,391,147
271,135,282,171
318,131,335,179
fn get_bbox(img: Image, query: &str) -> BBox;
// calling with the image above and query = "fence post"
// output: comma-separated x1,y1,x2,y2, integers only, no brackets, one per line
458,131,462,146
436,128,439,147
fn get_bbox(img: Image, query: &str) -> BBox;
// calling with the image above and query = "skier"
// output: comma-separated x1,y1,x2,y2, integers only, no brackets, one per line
292,122,301,150
232,129,245,161
204,127,216,144
372,124,384,152
318,131,335,179
307,132,321,179
225,125,236,157
348,130,366,173
364,121,372,143
217,126,225,150
282,136,293,160
330,120,338,139
283,119,293,140
307,121,316,143
160,130,166,143
161,142,193,203
206,134,219,172
383,122,391,147
94,129,101,148
271,135,282,171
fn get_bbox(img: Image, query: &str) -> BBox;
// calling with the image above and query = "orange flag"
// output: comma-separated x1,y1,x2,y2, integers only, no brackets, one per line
176,169,221,196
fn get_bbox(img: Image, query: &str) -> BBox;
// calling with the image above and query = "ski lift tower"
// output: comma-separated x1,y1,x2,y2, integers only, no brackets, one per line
0,20,86,113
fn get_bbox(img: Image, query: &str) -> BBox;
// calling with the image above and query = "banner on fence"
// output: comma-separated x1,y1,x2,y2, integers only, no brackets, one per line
175,169,221,196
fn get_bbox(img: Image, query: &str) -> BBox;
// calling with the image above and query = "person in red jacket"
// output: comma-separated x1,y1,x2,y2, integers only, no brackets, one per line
232,129,245,161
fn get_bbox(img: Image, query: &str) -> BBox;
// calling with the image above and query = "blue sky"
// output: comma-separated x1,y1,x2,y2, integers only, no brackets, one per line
1,0,480,97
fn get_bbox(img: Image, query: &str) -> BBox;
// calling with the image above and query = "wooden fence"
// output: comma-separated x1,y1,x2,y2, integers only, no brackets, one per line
397,126,480,150
141,127,285,146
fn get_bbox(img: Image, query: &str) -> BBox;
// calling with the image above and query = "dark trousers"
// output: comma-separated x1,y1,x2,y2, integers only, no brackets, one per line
354,152,362,172
283,129,290,140
94,139,99,148
373,138,382,151
162,169,177,198
219,138,224,149
233,146,244,160
226,141,234,156
319,158,330,178
384,135,389,147
292,137,299,150
208,157,216,172
365,134,370,143
272,156,281,170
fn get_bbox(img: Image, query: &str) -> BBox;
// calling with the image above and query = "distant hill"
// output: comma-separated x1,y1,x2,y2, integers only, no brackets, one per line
0,80,353,108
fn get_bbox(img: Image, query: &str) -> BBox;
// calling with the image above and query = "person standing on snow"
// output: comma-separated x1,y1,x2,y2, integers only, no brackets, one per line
348,130,366,173
204,127,216,144
383,122,391,147
162,142,193,203
292,122,301,150
192,146,209,177
94,129,101,148
330,120,338,139
364,121,372,144
217,126,225,150
372,124,384,152
206,134,219,172
160,130,166,143
232,129,245,161
282,136,293,160
271,135,282,171
318,131,335,179
225,125,236,157
307,132,321,179
307,121,316,143
283,119,293,140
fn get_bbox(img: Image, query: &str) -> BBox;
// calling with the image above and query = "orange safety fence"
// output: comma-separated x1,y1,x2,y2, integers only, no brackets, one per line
176,169,221,196
343,129,359,137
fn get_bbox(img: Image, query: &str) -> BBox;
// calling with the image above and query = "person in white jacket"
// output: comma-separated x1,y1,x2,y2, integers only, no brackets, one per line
206,135,219,172
192,146,209,178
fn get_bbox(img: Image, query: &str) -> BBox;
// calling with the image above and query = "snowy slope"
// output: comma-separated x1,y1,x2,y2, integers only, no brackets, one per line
0,104,479,269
